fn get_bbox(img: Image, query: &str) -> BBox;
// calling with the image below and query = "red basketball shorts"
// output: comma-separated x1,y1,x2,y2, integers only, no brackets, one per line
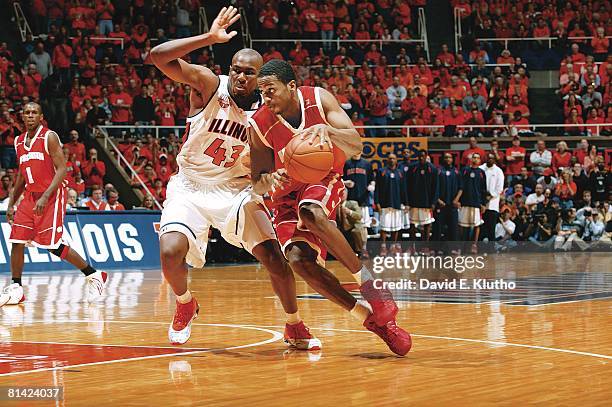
273,172,345,265
9,188,66,249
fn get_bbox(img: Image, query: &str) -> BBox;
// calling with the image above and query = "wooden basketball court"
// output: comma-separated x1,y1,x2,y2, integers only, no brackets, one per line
0,252,610,405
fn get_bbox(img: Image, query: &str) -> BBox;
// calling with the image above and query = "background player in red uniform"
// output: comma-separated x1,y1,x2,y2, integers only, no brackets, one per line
249,60,412,355
0,102,107,307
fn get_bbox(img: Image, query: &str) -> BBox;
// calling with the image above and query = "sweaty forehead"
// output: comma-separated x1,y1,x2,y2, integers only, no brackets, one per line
232,53,262,71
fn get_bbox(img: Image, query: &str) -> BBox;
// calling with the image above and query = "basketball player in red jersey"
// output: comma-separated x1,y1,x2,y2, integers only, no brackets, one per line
0,102,108,307
150,7,320,348
249,60,412,355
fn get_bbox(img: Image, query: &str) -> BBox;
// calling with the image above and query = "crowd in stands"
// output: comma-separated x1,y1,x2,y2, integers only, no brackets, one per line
1,1,206,208
558,51,611,135
343,136,611,254
456,0,611,68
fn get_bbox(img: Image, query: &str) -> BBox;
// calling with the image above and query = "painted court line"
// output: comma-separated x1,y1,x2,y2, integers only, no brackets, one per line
238,324,612,361
0,324,283,377
9,319,612,361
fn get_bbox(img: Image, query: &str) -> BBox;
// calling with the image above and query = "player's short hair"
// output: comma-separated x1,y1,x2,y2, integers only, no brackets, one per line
23,101,42,113
258,59,296,84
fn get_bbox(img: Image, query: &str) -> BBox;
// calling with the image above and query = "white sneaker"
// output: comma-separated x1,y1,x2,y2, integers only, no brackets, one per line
0,283,25,307
86,271,108,302
169,298,199,345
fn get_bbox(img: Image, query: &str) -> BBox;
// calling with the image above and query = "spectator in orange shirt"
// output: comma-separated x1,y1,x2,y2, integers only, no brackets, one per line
23,64,42,99
96,0,115,35
445,75,467,102
302,1,321,41
52,37,73,84
109,82,133,125
533,19,551,38
591,27,610,62
263,45,283,63
569,43,586,63
368,85,389,137
436,43,455,66
443,105,465,137
585,108,606,135
106,188,126,210
85,186,109,211
259,2,279,39
496,49,515,65
67,130,87,164
508,95,530,119
508,74,528,104
461,137,486,167
319,3,335,51
82,148,106,189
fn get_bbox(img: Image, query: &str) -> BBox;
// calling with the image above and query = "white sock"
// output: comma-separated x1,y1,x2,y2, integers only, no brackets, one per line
350,300,372,322
286,311,301,324
176,289,192,304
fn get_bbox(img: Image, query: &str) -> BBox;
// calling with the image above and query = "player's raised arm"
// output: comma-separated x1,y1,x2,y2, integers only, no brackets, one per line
248,127,289,195
34,131,67,216
298,88,362,158
149,6,240,92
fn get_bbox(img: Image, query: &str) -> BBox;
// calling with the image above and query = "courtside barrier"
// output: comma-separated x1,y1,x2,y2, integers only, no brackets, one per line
0,211,161,272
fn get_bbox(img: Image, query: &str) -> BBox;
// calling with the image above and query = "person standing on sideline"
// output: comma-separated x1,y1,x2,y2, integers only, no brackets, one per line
1,102,107,307
456,153,488,253
375,154,407,252
479,152,505,243
406,150,438,243
433,153,461,243
343,152,374,228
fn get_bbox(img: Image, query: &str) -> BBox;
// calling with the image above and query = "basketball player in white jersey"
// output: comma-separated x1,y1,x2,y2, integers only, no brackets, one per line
149,7,320,348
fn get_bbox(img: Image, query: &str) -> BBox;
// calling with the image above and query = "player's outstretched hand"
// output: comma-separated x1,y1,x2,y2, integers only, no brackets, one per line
297,124,332,148
34,195,49,216
6,206,14,224
209,6,241,44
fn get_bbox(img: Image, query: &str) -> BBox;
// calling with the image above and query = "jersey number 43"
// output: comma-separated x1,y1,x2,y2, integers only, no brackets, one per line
204,137,245,168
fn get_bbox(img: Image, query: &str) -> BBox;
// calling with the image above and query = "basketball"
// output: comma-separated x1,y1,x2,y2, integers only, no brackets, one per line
284,136,334,183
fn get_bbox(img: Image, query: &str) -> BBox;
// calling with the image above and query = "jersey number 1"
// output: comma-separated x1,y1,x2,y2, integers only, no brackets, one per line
204,138,245,168
25,167,34,183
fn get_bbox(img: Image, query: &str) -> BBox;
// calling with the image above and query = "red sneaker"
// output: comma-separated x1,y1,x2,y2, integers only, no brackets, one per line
360,279,398,326
168,297,199,345
284,321,322,351
363,313,412,356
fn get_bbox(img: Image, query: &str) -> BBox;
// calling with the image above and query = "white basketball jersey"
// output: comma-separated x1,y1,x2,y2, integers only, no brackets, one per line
177,75,262,183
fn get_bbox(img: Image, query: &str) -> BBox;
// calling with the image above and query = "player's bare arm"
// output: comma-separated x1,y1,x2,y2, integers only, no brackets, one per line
33,131,67,216
296,88,362,157
6,171,25,224
248,127,289,195
149,6,240,94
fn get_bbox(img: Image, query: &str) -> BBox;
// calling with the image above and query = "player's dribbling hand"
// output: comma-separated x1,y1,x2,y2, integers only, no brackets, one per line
34,195,49,216
297,124,332,148
268,169,290,192
209,6,241,44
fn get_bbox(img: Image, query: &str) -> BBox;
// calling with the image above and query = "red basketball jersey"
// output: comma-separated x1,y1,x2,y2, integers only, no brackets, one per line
249,86,343,198
15,125,63,193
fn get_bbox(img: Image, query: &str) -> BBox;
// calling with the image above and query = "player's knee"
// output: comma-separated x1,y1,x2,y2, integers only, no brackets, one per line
159,235,188,266
253,241,286,273
286,245,318,276
299,204,326,230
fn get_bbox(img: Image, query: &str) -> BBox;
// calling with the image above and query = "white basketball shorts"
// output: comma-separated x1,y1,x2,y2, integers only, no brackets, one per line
159,173,276,268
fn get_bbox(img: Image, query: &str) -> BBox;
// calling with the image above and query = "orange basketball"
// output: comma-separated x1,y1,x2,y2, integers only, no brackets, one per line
284,136,334,183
